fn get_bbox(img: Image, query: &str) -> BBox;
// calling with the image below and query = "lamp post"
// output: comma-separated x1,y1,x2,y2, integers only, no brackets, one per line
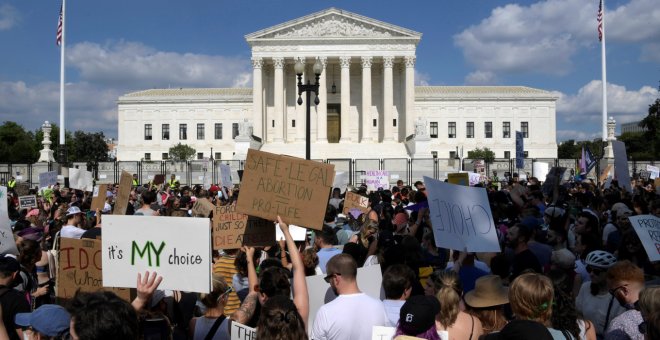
295,58,322,160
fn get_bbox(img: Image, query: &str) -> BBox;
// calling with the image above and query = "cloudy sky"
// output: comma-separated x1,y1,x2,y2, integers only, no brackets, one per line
0,0,658,142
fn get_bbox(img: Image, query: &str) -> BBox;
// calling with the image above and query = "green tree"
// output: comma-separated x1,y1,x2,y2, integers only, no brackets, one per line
69,131,109,168
0,121,37,163
557,139,579,159
467,147,495,163
639,92,660,159
169,143,196,162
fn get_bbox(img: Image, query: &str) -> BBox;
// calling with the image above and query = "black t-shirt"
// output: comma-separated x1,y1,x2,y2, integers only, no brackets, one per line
511,249,542,279
82,227,102,239
0,286,31,340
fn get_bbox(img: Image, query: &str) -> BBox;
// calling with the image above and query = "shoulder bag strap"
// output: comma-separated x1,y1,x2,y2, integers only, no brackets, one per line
603,295,615,333
204,315,227,340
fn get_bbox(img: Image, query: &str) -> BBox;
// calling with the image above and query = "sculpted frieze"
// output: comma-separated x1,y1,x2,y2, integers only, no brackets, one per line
267,15,400,39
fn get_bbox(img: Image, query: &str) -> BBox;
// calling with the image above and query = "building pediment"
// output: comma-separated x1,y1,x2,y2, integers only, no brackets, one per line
245,8,421,42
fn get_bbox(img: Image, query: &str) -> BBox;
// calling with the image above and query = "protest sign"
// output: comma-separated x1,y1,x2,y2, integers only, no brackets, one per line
612,141,632,192
236,149,335,230
533,162,549,182
516,131,524,169
541,167,566,199
332,171,349,190
213,204,275,249
231,321,256,340
102,215,212,293
153,174,165,185
219,164,232,188
372,326,396,340
364,170,389,191
14,183,29,196
113,171,133,215
628,215,660,262
57,238,131,300
69,168,94,192
275,223,307,241
306,264,383,338
18,195,37,210
342,192,369,215
647,165,659,180
91,184,108,211
0,187,19,255
39,171,58,187
424,176,499,252
600,164,613,183
447,173,469,186
468,173,481,186
192,198,215,217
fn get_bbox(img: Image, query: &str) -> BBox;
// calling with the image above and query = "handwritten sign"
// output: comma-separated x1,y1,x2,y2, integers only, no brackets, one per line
333,171,349,190
39,171,58,187
342,192,369,215
231,321,256,340
219,164,232,189
236,149,335,230
18,195,37,210
57,238,130,301
447,173,469,186
628,215,660,262
468,173,481,186
516,131,524,169
424,176,499,252
69,168,94,192
213,204,275,249
192,198,215,217
102,215,211,293
372,326,396,340
647,165,660,180
14,183,29,196
365,170,389,191
612,141,632,192
91,184,108,211
0,187,18,255
113,171,133,215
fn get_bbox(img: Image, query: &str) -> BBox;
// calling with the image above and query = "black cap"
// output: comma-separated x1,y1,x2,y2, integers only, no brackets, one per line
0,254,20,276
399,295,440,335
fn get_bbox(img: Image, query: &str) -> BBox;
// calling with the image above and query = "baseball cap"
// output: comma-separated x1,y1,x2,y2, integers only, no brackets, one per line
15,304,71,337
66,206,82,216
399,295,440,335
0,254,19,275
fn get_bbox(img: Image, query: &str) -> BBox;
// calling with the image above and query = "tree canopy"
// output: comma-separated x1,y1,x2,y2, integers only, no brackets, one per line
467,147,495,163
168,143,196,162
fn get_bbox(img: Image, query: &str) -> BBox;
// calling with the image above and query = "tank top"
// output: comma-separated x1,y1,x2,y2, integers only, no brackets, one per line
193,316,230,340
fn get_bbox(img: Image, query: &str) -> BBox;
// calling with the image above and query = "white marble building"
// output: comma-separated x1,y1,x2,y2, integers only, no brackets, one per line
117,8,557,161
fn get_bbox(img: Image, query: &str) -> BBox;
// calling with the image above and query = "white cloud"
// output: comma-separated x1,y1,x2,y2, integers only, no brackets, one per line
0,4,20,30
556,130,601,141
607,0,660,43
464,71,497,85
415,70,430,86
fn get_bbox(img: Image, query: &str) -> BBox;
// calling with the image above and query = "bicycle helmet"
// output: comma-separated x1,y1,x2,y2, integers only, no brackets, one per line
584,250,617,269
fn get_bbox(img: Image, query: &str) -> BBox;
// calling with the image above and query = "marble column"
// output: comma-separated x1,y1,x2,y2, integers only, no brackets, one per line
383,56,394,142
339,56,351,143
295,57,306,142
404,56,416,139
251,57,263,139
361,56,373,142
273,57,285,142
317,57,328,143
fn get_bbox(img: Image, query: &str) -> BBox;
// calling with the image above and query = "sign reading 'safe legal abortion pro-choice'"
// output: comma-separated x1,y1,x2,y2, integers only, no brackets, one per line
423,176,499,252
102,215,212,293
213,204,275,250
236,149,335,230
342,192,369,215
628,215,660,262
364,170,389,191
57,238,130,301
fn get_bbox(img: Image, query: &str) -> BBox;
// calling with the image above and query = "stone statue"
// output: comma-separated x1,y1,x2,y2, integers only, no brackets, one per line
239,119,253,138
415,117,428,137
607,116,617,141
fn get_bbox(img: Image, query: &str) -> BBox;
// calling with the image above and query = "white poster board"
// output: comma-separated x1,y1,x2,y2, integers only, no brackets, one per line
365,170,390,191
102,215,211,293
424,176,499,252
306,264,383,338
219,164,232,188
612,141,632,192
0,187,18,255
628,215,660,262
468,173,481,186
533,162,549,181
68,168,94,192
230,321,257,340
39,171,58,187
647,165,659,180
332,171,349,191
275,223,307,241
372,326,396,340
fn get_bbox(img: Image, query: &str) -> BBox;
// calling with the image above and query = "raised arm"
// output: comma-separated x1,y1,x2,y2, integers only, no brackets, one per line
277,215,309,328
131,271,163,311
243,246,258,293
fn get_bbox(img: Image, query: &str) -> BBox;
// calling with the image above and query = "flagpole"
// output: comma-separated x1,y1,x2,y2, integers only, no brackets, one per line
600,0,608,142
59,0,66,160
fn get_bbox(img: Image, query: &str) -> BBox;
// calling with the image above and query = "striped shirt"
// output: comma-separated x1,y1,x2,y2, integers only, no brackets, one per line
213,256,240,315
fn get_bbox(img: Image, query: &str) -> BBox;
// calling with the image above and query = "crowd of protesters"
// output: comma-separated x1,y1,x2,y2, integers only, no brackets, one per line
1,169,660,339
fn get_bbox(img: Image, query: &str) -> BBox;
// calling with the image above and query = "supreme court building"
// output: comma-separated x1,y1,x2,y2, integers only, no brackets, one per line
117,8,558,161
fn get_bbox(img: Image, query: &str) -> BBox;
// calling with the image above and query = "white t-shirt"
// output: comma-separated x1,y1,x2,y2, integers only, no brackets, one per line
575,282,626,336
383,299,405,327
60,225,86,239
312,293,390,340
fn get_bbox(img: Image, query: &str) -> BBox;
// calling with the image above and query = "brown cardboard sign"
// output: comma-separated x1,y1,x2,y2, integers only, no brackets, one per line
213,204,275,249
57,238,130,301
153,174,165,185
235,149,335,230
91,184,108,211
14,183,30,196
113,171,133,215
342,192,369,215
192,198,215,217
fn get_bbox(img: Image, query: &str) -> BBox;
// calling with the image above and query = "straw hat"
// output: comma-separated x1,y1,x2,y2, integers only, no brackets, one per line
463,275,509,308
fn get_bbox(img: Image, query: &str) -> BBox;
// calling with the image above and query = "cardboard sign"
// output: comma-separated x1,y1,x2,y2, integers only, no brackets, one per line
647,165,659,180
230,321,256,340
515,131,524,169
468,173,481,186
219,164,232,188
342,192,369,215
113,171,133,215
612,141,632,192
306,264,383,338
39,171,58,187
91,184,108,211
235,149,335,230
372,326,396,340
275,223,307,241
447,173,469,186
102,215,212,293
57,238,130,300
424,176,499,252
628,215,660,262
365,170,389,191
14,183,29,196
533,162,549,182
153,174,165,185
0,187,19,255
333,171,349,190
213,204,275,249
18,195,37,210
600,164,613,183
69,168,94,192
192,198,215,217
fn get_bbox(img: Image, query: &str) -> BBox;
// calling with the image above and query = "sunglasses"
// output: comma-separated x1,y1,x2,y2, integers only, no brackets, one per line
586,265,605,275
324,273,340,283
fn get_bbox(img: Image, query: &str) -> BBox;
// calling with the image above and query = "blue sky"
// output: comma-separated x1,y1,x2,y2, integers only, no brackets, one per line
0,0,658,142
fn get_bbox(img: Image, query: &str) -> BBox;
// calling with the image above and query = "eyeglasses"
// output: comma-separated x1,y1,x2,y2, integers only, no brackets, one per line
324,273,339,283
586,265,604,275
639,321,647,334
609,284,626,296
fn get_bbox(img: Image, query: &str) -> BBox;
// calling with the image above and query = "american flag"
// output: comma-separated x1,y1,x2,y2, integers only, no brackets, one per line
56,5,63,46
597,0,603,42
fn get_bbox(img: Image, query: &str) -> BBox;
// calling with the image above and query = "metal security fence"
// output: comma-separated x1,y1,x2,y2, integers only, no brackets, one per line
0,158,656,189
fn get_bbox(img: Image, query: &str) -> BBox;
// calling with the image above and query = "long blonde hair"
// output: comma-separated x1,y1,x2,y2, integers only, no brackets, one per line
429,271,462,327
357,219,379,248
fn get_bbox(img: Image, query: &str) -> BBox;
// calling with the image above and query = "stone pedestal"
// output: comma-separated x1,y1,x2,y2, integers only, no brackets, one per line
37,121,55,162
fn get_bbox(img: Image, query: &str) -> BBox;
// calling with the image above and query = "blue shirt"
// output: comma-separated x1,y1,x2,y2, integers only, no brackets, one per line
317,247,342,274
